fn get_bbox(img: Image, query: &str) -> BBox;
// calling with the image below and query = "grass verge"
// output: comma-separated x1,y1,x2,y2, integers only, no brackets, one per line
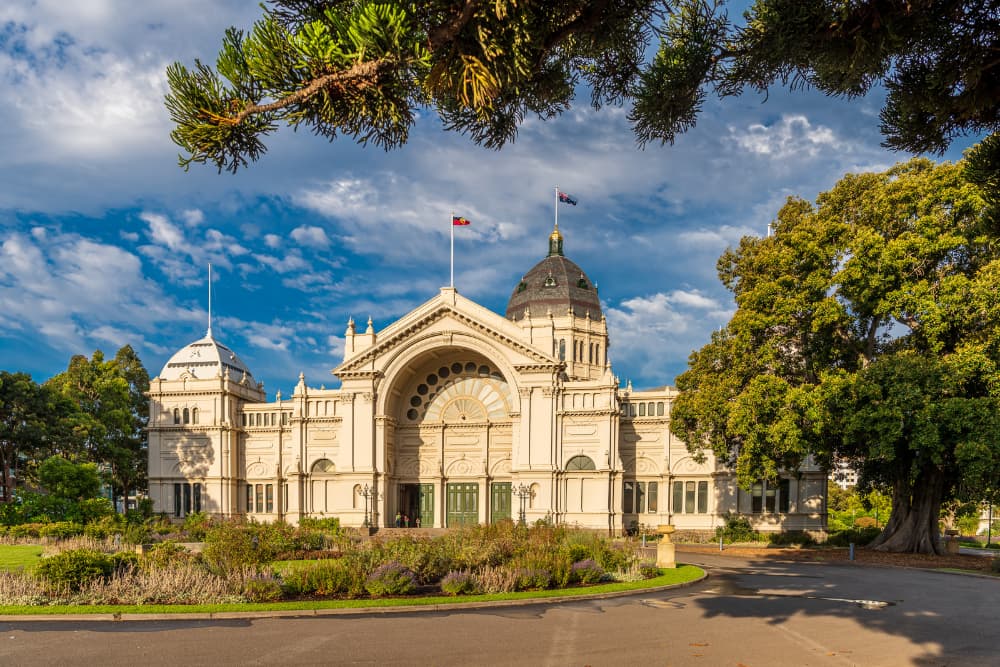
0,564,703,616
0,545,44,572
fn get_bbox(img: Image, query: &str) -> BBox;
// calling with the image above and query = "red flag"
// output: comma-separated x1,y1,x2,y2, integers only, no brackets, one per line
452,216,471,226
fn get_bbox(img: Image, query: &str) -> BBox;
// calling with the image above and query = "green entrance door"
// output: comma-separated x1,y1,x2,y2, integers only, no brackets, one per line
446,483,479,527
418,484,434,527
491,482,512,523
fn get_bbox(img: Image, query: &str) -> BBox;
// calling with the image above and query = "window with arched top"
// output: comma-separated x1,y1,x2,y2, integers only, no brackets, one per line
182,408,190,424
173,408,180,425
192,407,199,424
311,459,335,473
565,455,596,471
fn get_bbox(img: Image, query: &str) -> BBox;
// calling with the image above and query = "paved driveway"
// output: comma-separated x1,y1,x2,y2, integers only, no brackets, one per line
1,553,996,666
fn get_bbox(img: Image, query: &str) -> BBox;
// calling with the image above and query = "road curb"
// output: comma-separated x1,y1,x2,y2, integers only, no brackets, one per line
0,569,708,623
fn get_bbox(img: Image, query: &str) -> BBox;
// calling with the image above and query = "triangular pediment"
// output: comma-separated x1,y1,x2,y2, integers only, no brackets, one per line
335,288,557,375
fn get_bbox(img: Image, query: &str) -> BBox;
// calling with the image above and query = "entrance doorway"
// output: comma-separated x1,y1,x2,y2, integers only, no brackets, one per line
491,482,511,523
398,484,434,527
446,482,479,526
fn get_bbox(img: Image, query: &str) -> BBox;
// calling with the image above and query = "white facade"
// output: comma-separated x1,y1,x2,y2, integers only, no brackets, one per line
147,229,826,534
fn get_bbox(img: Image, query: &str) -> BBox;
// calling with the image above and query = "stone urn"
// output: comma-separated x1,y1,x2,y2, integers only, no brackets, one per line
656,524,677,569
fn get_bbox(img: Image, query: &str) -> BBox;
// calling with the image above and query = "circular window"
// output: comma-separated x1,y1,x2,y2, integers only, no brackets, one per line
490,371,503,381
406,408,419,420
478,365,490,377
451,362,462,374
409,396,422,407
417,384,428,395
426,374,438,385
464,362,476,373
438,366,450,378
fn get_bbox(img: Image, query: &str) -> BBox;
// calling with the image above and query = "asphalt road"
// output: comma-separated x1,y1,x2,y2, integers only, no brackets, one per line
1,552,997,666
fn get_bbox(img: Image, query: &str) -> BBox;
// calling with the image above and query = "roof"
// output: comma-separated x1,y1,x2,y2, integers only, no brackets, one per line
505,227,602,320
158,331,255,383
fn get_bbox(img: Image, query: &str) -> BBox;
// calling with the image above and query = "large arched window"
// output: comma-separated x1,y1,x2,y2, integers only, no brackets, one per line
182,408,190,424
565,455,596,471
192,407,199,424
173,408,180,425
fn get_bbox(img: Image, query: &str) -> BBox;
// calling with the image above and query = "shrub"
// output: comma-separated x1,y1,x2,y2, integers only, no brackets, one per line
767,531,816,547
10,523,45,539
122,522,150,546
139,541,185,569
715,514,761,543
570,559,605,584
182,512,213,540
298,516,342,533
0,570,49,605
825,526,881,547
854,516,877,529
36,549,114,591
364,561,417,597
84,516,123,540
475,565,520,593
242,573,284,602
440,570,479,596
515,567,552,591
39,522,84,539
282,557,366,597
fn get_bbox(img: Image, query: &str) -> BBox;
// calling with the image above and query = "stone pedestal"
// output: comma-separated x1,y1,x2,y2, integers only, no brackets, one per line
656,524,677,569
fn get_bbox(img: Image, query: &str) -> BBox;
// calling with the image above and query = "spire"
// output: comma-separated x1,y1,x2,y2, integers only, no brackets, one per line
548,223,564,257
207,263,214,339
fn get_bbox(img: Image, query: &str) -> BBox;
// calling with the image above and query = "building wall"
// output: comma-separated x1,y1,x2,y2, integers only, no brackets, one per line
147,288,826,534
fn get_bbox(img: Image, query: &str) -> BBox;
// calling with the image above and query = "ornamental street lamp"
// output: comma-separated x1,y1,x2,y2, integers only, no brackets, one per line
361,483,379,527
515,483,531,525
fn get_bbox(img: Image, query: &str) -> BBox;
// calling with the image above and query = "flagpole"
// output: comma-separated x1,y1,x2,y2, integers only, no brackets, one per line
450,211,455,288
554,186,559,229
207,262,213,338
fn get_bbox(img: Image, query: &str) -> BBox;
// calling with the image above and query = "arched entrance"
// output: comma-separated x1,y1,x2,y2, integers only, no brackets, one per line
385,350,515,528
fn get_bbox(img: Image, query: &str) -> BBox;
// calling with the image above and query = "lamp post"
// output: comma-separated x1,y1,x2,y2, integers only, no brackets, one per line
515,483,531,525
361,483,379,528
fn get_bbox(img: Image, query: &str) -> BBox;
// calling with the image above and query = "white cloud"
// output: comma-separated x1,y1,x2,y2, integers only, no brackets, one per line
254,251,311,274
182,209,205,227
728,114,842,160
141,212,185,251
290,225,331,248
264,234,282,249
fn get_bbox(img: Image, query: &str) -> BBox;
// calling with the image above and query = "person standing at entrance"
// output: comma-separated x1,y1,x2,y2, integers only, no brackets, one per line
395,511,402,527
415,516,421,528
403,514,410,528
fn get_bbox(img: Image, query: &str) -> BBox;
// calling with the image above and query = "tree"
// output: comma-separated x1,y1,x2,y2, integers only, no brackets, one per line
671,153,1000,553
166,1,1000,176
45,347,149,511
37,455,101,502
0,372,65,502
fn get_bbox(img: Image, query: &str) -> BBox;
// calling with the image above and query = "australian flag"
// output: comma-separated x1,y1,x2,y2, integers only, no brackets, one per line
558,190,578,206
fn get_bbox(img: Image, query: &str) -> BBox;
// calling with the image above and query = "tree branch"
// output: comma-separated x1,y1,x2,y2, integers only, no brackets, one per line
206,58,392,126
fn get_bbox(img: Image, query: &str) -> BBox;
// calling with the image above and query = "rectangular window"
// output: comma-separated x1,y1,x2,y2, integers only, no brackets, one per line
282,412,289,425
638,403,646,416
636,481,646,513
697,481,708,513
656,402,665,416
685,481,696,513
673,481,683,514
174,483,182,517
778,479,790,513
193,483,202,513
182,483,192,516
751,483,763,513
266,484,274,513
765,485,776,513
255,484,264,513
623,480,635,514
246,484,253,512
647,482,658,513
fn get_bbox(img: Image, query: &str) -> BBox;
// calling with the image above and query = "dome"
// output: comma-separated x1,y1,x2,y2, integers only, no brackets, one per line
158,331,255,382
505,226,602,320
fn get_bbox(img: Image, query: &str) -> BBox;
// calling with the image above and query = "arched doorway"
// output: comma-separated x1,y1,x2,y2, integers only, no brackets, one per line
386,351,515,527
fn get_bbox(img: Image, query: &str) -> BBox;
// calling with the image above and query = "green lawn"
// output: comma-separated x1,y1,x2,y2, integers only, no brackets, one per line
0,545,44,572
0,564,704,616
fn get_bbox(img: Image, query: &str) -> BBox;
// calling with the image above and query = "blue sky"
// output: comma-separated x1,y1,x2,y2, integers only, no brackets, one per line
0,2,979,397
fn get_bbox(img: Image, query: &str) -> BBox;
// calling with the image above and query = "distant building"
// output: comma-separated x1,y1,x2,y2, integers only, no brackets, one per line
829,459,859,490
147,225,827,534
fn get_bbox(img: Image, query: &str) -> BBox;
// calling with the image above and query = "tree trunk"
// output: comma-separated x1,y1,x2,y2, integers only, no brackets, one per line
1,456,10,503
870,466,945,554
